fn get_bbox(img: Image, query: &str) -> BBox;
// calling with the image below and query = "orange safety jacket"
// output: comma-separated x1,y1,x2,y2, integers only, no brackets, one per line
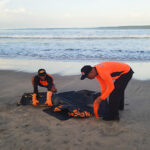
95,61,130,100
32,73,55,93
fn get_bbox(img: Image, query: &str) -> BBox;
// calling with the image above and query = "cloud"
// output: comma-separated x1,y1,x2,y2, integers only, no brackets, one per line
64,13,72,18
4,8,26,14
0,0,9,6
0,0,9,10
0,0,34,28
0,0,29,15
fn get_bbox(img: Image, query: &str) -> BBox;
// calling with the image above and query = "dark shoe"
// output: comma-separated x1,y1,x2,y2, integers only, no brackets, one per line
103,116,120,121
119,107,124,111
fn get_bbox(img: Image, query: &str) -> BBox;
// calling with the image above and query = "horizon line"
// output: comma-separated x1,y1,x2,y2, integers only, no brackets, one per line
1,25,150,30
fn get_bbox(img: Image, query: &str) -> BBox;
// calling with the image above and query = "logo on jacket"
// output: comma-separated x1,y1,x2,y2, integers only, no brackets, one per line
99,64,104,67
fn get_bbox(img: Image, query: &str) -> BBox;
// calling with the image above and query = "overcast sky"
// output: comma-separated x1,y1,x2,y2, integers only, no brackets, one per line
0,0,150,28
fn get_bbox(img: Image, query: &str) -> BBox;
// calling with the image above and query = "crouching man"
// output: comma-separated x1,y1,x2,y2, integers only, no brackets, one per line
32,69,57,106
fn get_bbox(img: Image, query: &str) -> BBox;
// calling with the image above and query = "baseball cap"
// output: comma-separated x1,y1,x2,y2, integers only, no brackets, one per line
38,69,46,76
80,65,93,80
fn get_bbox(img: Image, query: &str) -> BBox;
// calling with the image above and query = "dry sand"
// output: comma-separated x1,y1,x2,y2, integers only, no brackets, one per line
0,70,150,150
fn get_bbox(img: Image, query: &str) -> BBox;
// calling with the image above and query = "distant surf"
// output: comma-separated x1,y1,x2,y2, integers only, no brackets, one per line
1,35,150,39
0,27,150,61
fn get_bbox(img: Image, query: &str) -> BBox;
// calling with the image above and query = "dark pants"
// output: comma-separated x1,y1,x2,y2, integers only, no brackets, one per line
108,68,134,118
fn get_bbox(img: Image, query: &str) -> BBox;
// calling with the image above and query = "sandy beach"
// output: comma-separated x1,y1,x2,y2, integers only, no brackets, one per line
0,70,150,150
1,0,150,149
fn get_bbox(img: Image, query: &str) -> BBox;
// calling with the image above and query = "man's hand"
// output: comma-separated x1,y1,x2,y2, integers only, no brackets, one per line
93,96,103,119
51,86,57,93
95,97,103,104
32,93,39,106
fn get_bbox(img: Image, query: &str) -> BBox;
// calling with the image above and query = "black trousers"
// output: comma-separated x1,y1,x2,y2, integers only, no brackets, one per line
108,68,134,117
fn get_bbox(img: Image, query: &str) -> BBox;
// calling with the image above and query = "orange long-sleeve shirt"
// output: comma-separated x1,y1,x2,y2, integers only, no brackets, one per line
95,61,130,100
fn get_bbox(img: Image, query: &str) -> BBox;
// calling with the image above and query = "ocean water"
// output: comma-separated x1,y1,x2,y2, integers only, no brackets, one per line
0,27,150,61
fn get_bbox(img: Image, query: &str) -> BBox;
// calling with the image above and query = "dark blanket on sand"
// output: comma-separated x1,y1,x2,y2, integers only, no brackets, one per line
19,90,109,120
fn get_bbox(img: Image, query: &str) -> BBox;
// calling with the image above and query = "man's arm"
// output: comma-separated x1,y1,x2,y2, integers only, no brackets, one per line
47,77,53,91
32,76,39,106
94,76,107,119
93,74,114,119
96,76,107,95
47,74,57,93
100,72,115,100
32,76,38,94
93,70,114,119
47,73,55,84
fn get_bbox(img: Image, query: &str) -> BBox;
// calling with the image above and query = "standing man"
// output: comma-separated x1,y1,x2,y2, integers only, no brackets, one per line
32,69,57,106
80,61,134,121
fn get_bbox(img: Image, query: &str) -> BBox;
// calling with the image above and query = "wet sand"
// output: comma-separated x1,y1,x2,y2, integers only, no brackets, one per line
0,70,150,150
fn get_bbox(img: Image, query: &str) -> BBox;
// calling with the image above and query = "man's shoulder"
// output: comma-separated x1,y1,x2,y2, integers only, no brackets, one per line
34,75,39,80
46,74,53,80
95,62,105,67
95,63,105,73
95,63,110,79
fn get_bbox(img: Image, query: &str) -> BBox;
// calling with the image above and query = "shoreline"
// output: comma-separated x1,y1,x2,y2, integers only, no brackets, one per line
0,57,150,80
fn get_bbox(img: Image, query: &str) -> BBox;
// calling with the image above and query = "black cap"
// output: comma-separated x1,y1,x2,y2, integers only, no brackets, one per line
80,65,93,80
38,69,46,76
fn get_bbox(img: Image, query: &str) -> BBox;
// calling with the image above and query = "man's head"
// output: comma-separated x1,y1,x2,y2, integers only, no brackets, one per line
38,69,46,80
80,65,97,80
